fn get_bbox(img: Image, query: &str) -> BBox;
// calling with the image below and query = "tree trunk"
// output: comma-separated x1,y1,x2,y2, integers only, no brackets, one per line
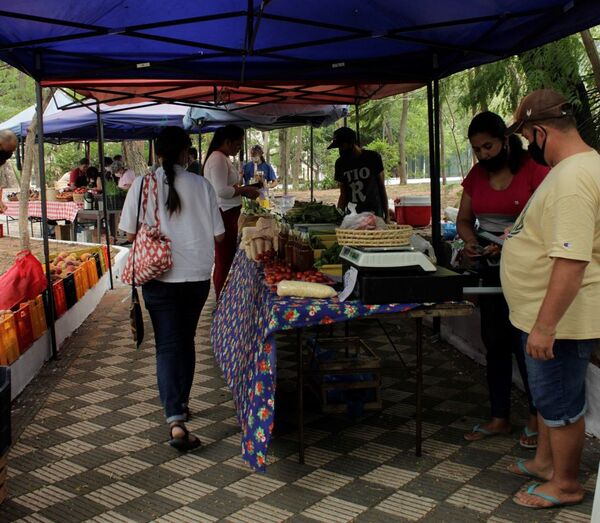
19,88,55,251
581,30,600,92
383,119,394,144
122,141,147,177
291,127,302,190
262,131,270,163
397,94,409,185
0,162,18,188
278,129,290,194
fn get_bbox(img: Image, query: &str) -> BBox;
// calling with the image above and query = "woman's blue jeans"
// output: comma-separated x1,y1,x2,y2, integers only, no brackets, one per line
142,279,210,423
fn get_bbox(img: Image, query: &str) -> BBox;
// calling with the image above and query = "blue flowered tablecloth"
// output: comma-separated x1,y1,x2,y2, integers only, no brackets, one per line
211,249,419,472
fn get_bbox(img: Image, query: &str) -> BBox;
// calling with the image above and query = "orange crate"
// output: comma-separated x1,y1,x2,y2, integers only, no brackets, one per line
0,313,20,365
85,259,98,287
74,267,89,301
29,295,47,340
14,303,33,354
52,280,67,318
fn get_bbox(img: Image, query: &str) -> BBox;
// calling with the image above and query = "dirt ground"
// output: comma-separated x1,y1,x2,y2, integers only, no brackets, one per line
287,181,463,208
0,237,108,275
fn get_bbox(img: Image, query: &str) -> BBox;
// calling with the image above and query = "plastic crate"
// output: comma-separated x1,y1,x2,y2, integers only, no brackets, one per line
74,266,90,301
85,259,99,288
14,303,33,354
93,252,103,279
306,337,382,415
29,295,47,340
52,280,67,318
0,315,19,365
63,274,77,309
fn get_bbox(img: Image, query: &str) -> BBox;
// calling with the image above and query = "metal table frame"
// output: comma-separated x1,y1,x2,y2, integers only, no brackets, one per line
294,303,474,464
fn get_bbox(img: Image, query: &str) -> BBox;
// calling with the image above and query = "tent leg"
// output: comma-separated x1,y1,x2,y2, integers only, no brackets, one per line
355,103,361,146
36,80,58,361
427,82,442,260
96,104,114,290
310,126,314,202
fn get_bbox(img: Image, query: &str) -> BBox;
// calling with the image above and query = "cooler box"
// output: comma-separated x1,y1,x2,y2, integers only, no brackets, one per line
395,196,431,227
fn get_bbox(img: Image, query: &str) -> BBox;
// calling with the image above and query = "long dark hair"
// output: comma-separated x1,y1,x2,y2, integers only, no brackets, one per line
155,126,191,215
468,111,524,174
202,124,245,175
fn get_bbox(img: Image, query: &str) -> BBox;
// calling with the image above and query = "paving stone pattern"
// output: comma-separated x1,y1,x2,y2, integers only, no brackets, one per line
2,286,598,522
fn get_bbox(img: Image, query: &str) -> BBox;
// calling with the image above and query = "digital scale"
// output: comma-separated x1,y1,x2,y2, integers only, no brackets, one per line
339,245,471,304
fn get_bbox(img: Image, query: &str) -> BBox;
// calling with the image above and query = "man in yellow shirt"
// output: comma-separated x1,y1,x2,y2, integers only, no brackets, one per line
501,89,600,509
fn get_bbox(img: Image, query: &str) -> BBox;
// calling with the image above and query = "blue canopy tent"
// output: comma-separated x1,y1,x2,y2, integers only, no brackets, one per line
0,0,599,377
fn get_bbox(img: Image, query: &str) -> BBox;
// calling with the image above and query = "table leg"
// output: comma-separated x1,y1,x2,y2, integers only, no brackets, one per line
297,328,305,464
415,317,423,457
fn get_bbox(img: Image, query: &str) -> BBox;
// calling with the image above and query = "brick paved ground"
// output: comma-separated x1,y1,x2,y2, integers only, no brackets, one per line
1,285,598,522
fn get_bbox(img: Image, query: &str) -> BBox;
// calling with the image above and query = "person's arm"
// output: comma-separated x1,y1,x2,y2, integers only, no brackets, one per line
207,182,226,243
456,192,480,257
337,183,348,211
527,257,588,360
266,164,278,189
118,177,143,239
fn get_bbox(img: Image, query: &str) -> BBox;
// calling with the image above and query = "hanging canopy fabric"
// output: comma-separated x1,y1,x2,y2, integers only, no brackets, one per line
0,2,599,105
10,99,346,142
184,103,348,132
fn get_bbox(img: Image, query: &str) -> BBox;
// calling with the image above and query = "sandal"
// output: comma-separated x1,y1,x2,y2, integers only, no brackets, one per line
519,427,538,449
168,422,201,453
508,459,544,481
463,423,511,441
512,483,583,509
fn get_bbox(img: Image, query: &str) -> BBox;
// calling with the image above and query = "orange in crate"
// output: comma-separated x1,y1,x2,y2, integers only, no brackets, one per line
0,313,20,365
85,259,98,287
52,280,67,318
29,295,47,340
14,303,33,354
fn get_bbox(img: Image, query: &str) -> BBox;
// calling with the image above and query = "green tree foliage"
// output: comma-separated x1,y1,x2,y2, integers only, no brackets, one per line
0,65,35,122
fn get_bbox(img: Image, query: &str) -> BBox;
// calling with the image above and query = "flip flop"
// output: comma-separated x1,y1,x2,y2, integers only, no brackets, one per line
168,422,201,453
508,459,544,481
519,427,538,449
513,483,582,509
464,423,511,441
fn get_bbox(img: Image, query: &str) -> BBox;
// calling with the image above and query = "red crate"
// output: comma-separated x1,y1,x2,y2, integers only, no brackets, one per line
52,280,67,318
14,303,33,354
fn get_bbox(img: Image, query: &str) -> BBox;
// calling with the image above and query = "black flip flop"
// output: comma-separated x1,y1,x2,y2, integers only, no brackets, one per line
168,422,201,452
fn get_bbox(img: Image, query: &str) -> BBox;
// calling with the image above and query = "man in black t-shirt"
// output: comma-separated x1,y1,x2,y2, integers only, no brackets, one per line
329,127,389,219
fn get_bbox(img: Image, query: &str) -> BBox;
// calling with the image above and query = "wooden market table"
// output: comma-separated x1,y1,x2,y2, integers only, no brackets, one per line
211,249,473,472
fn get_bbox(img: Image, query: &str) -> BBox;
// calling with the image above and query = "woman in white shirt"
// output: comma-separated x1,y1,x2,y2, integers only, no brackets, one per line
119,127,225,452
203,125,260,298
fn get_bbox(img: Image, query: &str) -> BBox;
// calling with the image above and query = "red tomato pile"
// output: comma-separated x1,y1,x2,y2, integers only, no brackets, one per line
263,259,334,288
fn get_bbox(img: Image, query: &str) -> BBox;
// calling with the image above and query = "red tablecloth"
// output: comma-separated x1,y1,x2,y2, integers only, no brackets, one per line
1,201,83,222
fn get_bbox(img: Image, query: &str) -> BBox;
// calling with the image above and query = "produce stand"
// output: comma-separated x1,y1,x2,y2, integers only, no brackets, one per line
211,247,473,472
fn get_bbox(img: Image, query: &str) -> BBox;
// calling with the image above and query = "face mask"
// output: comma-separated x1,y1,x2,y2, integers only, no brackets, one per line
479,145,508,172
0,149,13,165
528,128,548,166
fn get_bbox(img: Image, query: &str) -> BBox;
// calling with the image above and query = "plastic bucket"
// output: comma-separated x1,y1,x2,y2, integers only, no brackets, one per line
398,196,431,227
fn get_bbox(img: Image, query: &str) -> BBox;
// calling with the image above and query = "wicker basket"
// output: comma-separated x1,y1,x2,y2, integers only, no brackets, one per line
336,224,413,247
72,192,85,203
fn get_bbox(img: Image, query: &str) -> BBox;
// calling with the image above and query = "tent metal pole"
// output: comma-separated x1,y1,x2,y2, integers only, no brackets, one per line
96,104,114,290
431,79,442,260
35,80,58,360
355,103,361,146
310,126,314,202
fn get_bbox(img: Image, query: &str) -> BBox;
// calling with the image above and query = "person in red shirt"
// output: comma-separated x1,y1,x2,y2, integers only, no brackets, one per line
68,158,90,189
457,111,549,448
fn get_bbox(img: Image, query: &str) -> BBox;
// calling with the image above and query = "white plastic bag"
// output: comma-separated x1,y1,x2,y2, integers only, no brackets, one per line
340,203,386,230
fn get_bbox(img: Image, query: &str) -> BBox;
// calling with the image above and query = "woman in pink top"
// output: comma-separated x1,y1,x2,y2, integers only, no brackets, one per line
457,111,549,448
203,125,260,298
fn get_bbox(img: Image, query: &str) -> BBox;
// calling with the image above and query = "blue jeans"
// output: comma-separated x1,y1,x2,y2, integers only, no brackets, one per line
142,279,210,423
521,332,597,427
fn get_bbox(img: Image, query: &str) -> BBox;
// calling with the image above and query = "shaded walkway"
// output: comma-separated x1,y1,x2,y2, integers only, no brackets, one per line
1,286,598,522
